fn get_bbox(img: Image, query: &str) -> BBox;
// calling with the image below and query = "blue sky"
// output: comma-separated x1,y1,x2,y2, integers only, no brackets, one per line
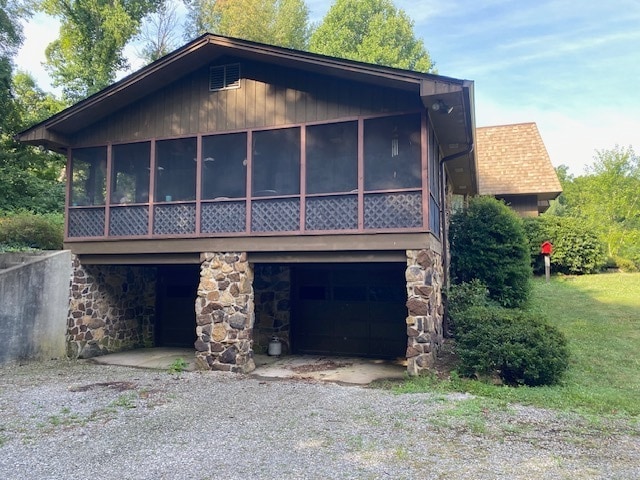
16,0,640,175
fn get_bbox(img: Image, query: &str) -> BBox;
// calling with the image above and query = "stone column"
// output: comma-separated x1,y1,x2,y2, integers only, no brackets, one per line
195,252,255,373
405,249,444,375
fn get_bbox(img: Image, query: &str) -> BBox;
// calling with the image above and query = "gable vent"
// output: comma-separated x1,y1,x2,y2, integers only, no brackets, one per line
209,63,241,91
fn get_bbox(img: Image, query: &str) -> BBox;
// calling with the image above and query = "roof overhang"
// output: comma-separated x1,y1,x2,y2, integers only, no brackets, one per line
18,34,477,192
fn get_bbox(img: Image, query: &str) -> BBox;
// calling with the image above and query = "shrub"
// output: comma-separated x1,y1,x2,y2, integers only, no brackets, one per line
450,196,532,308
0,212,64,250
522,216,606,275
611,256,639,273
454,305,569,386
447,280,494,332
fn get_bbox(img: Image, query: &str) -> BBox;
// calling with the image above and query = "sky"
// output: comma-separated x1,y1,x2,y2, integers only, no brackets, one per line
15,0,640,175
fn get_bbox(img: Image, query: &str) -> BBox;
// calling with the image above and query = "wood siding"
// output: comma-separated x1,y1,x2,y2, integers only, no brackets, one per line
73,58,422,146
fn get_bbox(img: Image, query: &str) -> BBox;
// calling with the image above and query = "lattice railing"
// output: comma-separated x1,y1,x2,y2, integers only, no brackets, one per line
109,206,149,236
68,208,105,237
306,195,358,231
153,204,196,235
364,192,422,229
251,198,300,232
201,201,246,233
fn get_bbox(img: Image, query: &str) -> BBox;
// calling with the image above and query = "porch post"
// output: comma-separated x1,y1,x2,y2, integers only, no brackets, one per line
195,252,255,373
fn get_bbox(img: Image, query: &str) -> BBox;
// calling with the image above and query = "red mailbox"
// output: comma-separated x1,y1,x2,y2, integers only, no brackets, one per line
541,241,553,256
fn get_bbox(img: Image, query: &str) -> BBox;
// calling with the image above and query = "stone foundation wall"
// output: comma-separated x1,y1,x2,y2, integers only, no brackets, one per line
253,265,291,354
68,256,156,359
195,252,255,373
405,248,444,375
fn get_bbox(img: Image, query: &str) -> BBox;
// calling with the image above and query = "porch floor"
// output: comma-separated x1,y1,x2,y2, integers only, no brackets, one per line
89,347,406,385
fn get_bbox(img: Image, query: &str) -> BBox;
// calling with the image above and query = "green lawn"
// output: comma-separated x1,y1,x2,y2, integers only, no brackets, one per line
397,272,640,417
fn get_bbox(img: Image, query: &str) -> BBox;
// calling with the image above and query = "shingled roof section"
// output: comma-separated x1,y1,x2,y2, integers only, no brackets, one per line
476,122,562,200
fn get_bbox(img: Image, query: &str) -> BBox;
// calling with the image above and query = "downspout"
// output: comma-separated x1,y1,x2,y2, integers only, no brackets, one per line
439,143,474,337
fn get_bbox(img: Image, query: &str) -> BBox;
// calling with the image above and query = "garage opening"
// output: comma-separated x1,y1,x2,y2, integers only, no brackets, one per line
155,264,200,348
291,263,407,359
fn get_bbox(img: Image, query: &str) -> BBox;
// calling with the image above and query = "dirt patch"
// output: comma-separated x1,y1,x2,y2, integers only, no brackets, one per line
68,381,138,392
290,360,352,373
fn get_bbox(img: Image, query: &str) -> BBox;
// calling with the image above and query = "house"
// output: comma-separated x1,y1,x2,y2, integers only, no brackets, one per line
475,123,562,216
18,34,477,375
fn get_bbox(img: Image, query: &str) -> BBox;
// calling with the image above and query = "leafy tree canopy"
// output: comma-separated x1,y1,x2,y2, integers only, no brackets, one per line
184,0,310,50
309,0,435,72
558,145,639,259
41,0,163,102
0,72,66,214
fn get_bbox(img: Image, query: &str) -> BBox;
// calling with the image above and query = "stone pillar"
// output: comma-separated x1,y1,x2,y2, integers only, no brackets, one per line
253,265,291,354
405,249,444,375
195,252,255,373
67,255,156,359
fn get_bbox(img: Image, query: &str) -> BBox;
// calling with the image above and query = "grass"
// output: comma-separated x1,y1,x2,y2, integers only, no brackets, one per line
397,272,640,417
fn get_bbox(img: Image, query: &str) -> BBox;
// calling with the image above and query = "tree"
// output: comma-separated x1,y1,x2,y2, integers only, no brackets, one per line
184,0,310,50
561,145,640,260
41,0,163,102
309,0,434,72
12,71,67,129
1,0,30,134
0,72,66,214
136,0,181,63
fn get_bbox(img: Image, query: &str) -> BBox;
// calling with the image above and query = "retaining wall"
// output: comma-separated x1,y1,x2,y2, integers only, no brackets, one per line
0,251,71,365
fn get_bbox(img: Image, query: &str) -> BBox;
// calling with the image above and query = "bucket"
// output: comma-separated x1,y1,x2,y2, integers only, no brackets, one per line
268,336,282,356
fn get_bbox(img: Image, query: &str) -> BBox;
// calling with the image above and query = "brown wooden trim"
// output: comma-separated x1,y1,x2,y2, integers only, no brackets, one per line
248,251,407,264
300,125,307,231
421,111,429,230
148,140,156,235
245,131,252,232
357,117,364,230
64,151,72,239
78,253,201,265
195,134,202,234
65,232,435,256
104,143,113,237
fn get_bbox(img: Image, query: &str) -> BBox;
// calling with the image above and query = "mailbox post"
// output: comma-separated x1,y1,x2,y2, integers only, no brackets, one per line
541,241,553,283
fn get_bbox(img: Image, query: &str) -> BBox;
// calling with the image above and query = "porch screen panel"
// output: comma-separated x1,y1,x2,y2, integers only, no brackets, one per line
201,132,247,199
155,138,197,202
306,121,357,194
111,142,150,204
252,127,300,197
364,113,422,191
70,146,107,206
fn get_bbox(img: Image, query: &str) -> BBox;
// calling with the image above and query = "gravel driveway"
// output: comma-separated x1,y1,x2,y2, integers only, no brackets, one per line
0,360,638,479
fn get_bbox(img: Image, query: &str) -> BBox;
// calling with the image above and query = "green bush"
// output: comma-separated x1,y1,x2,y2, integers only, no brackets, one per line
447,280,494,328
450,196,532,308
0,212,64,250
522,216,606,275
454,305,569,386
611,256,639,273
